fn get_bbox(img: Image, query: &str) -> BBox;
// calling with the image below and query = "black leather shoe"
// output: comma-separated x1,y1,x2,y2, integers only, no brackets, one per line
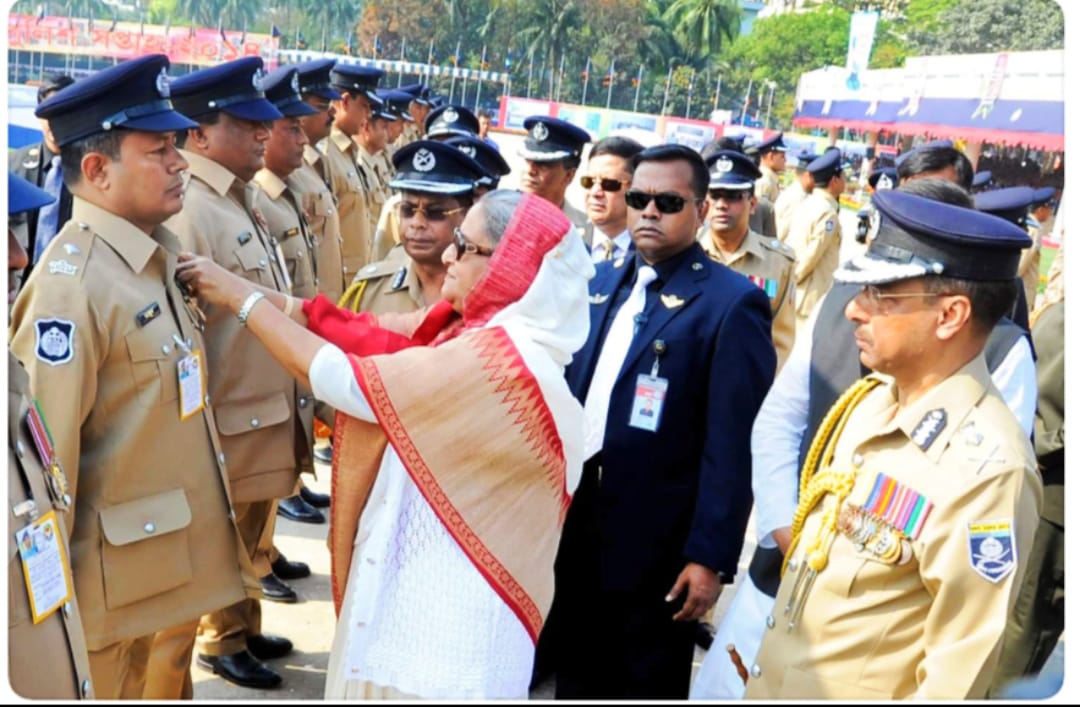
260,573,298,603
693,620,715,651
276,494,325,524
271,554,311,580
314,443,333,464
246,634,294,661
196,651,282,689
299,484,330,508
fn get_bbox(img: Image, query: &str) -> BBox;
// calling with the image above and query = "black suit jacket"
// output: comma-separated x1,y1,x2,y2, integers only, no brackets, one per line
564,242,775,594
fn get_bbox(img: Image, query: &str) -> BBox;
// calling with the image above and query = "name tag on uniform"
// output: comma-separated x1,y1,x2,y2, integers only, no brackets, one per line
629,374,667,433
178,350,207,421
15,510,73,624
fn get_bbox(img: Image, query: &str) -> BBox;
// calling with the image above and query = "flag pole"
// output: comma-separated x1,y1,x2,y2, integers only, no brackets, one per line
685,69,695,118
605,59,615,109
580,56,590,106
633,63,643,112
398,38,405,87
555,52,565,102
449,40,460,103
742,78,753,125
661,65,673,115
713,74,722,113
526,49,534,99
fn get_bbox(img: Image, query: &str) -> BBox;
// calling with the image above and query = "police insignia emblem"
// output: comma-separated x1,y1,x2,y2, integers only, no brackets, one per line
532,122,549,142
443,107,460,124
413,148,436,172
34,319,76,366
252,68,266,89
967,520,1017,583
660,294,686,309
391,267,408,290
458,144,477,158
911,409,947,451
877,174,894,190
290,73,300,92
588,293,610,305
47,260,79,276
63,243,81,255
825,220,836,233
156,67,171,98
715,156,733,173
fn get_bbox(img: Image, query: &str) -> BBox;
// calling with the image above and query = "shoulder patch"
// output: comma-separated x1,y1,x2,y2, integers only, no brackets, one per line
390,267,408,291
967,520,1017,583
764,238,796,260
35,319,76,366
911,408,947,451
825,219,836,233
47,259,79,276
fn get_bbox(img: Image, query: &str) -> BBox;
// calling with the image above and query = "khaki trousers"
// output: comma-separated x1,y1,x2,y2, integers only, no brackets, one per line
195,499,272,657
142,618,199,699
87,633,154,699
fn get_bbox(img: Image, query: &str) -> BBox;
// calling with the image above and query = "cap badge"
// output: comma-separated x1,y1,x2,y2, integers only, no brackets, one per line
458,144,477,158
156,67,171,98
413,148,437,173
290,73,300,93
443,107,459,124
252,68,266,89
715,156,733,174
877,174,894,190
532,122,549,142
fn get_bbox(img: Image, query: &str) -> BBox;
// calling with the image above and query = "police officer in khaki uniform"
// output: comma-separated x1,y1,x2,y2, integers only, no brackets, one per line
787,150,844,334
700,151,796,370
322,65,382,281
744,190,1041,700
752,133,786,204
518,116,592,233
342,140,488,315
164,56,301,691
291,59,347,306
774,150,816,243
9,55,255,699
356,96,396,236
378,88,415,161
7,172,93,700
396,83,433,149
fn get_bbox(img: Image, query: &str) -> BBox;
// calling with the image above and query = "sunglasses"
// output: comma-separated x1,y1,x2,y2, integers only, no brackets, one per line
398,202,467,222
580,175,628,192
707,189,751,203
624,190,699,214
452,227,495,259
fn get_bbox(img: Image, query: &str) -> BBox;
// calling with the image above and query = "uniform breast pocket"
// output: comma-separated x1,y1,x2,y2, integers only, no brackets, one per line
99,489,193,610
232,238,271,281
125,320,180,407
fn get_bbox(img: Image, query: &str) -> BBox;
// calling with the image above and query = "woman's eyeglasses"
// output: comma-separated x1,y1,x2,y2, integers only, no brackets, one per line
580,176,628,192
398,202,467,222
624,190,699,214
452,228,495,259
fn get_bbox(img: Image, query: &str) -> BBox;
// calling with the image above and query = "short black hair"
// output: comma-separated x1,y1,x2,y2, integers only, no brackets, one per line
924,276,1016,335
813,170,842,188
590,136,644,163
38,73,75,104
59,131,126,188
631,144,710,200
898,146,974,191
896,177,973,208
175,112,222,148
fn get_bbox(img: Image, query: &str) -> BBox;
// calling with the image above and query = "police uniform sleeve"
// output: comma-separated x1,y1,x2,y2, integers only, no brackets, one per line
370,198,399,264
793,210,838,283
914,461,1041,698
9,272,103,525
771,251,797,372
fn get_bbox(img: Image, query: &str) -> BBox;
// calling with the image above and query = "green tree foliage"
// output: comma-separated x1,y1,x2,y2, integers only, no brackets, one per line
662,0,741,67
912,0,1064,54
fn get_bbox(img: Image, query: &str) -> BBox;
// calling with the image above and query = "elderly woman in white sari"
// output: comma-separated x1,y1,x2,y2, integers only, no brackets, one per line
176,189,593,698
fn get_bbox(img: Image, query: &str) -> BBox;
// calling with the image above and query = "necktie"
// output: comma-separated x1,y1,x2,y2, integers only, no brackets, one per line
601,238,615,261
582,265,658,459
34,156,63,264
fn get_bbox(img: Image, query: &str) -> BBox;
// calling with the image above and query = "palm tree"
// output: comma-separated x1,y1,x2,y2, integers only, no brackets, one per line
662,0,741,67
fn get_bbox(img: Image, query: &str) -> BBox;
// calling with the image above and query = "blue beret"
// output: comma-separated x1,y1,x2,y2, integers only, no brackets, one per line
261,67,318,118
975,186,1036,227
519,116,591,162
329,64,383,100
390,140,488,195
1031,186,1056,208
35,54,196,147
705,150,761,190
425,105,479,139
807,150,843,181
756,133,786,154
971,170,993,190
377,89,415,122
444,135,510,188
869,167,897,191
835,190,1031,285
170,57,282,122
8,171,55,215
294,59,341,101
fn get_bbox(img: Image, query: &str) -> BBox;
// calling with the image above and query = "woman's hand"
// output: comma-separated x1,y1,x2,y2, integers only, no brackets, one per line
176,253,251,311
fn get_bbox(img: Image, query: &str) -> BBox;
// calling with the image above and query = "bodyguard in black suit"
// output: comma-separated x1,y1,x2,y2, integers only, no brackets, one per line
545,145,776,698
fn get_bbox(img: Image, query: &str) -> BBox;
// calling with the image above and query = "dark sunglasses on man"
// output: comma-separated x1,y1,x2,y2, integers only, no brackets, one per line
580,175,629,192
624,189,700,214
707,188,751,203
398,201,467,222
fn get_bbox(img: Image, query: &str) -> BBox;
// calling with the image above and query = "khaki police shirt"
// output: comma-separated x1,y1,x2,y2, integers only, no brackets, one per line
167,150,302,503
322,126,373,281
394,123,422,151
1018,225,1042,310
293,146,346,304
700,229,796,371
774,180,809,244
745,358,1041,700
358,147,389,239
253,168,319,475
9,198,254,650
788,188,842,323
756,165,781,203
370,193,403,265
8,352,93,699
348,244,426,315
